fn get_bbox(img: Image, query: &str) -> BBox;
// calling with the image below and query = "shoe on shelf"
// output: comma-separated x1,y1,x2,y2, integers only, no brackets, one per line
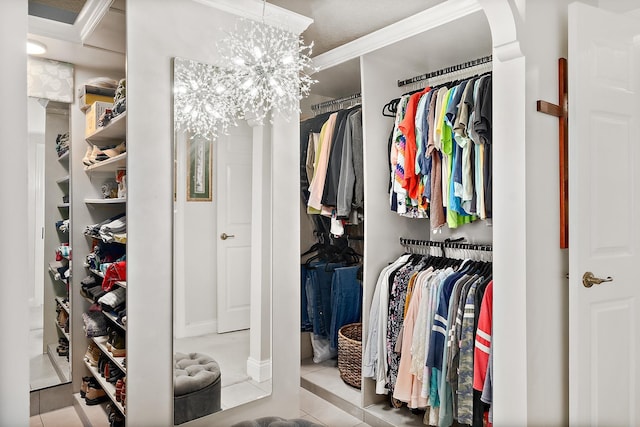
107,363,124,384
110,332,126,357
115,378,124,402
80,376,100,398
82,146,93,166
84,342,100,367
120,377,126,410
107,402,125,427
85,382,108,406
102,141,126,158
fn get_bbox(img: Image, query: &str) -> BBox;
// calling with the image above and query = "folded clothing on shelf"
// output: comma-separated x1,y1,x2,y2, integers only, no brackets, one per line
82,310,109,337
53,264,71,285
56,219,70,233
100,216,127,243
85,240,126,272
56,244,71,260
98,287,126,311
56,132,69,157
113,78,126,117
102,261,126,292
85,213,127,243
80,282,106,302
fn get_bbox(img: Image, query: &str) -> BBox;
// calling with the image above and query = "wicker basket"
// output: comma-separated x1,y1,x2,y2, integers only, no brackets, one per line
337,323,362,389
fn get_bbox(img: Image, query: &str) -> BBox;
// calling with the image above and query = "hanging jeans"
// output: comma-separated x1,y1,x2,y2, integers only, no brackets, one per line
300,265,313,332
329,265,363,351
305,261,345,340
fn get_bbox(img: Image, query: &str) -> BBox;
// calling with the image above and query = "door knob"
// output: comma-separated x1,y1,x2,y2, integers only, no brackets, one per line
582,271,613,288
220,233,235,240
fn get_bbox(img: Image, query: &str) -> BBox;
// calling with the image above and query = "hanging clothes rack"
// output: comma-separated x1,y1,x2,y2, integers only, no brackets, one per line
311,93,361,115
400,237,492,259
397,55,493,92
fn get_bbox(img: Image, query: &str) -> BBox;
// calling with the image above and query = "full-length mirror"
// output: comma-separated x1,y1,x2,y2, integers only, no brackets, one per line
28,90,72,391
172,57,272,424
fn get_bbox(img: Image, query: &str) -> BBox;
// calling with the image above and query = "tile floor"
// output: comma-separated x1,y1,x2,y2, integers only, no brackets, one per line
29,387,372,426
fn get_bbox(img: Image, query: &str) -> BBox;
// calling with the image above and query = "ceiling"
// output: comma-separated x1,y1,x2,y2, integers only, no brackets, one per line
267,0,445,56
26,0,640,67
28,0,445,69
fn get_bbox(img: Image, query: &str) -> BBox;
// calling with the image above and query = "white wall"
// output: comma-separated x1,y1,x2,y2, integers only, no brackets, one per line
522,1,572,424
0,1,30,425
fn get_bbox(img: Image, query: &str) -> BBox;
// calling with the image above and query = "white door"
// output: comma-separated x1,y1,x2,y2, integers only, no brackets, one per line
568,3,640,426
217,121,253,333
33,143,45,307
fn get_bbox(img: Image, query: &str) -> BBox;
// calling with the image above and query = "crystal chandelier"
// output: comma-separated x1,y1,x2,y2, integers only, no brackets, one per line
218,15,316,125
173,58,240,139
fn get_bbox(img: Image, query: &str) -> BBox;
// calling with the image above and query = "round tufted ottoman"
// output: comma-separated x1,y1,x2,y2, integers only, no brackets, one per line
174,352,222,425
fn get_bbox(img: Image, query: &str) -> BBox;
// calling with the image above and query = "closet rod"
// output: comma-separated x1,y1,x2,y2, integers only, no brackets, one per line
397,55,493,88
399,237,493,252
310,92,361,111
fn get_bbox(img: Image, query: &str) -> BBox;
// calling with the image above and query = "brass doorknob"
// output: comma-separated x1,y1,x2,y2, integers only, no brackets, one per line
582,271,613,288
220,233,235,240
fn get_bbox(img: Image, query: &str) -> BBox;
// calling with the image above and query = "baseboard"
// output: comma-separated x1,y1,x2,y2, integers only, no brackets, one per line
246,357,272,382
176,319,217,339
30,382,74,416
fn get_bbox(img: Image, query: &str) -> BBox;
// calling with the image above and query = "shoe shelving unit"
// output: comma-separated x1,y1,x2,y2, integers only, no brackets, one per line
70,81,127,424
83,360,126,415
43,100,72,385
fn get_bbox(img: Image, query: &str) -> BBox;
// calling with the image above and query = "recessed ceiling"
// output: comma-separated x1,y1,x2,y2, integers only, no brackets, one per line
28,0,126,71
29,0,87,24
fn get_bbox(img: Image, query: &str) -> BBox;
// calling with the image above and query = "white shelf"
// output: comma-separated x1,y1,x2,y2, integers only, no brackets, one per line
58,203,70,208
85,111,127,143
73,393,111,427
56,175,70,184
88,267,105,278
103,310,126,332
92,336,126,373
115,281,126,288
84,197,126,204
49,261,63,272
84,152,127,173
85,233,127,245
57,151,70,162
55,296,70,314
84,360,126,416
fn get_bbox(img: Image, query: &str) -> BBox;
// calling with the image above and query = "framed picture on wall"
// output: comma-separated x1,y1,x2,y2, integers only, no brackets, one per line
187,135,212,201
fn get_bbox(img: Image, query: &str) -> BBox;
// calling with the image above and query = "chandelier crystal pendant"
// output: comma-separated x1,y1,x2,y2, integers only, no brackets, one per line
218,17,317,125
173,58,240,139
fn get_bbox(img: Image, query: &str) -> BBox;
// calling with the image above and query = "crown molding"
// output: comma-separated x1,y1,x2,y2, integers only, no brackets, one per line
192,0,313,35
77,0,114,42
312,0,483,72
27,0,114,44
